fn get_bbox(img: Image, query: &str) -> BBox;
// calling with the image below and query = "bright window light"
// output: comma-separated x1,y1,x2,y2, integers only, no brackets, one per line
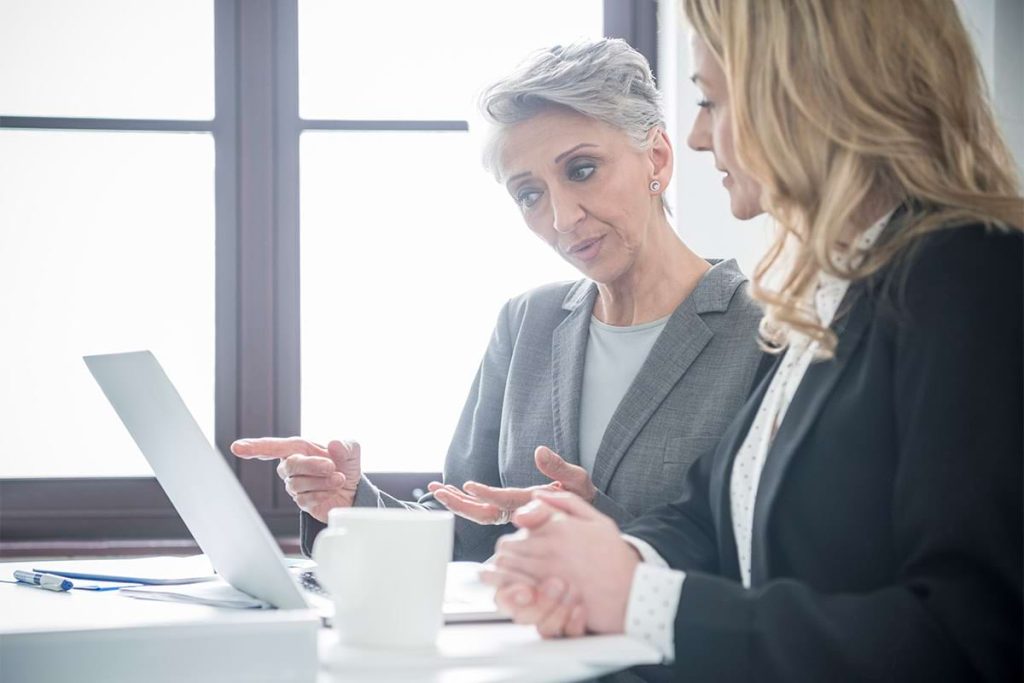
0,131,215,477
0,0,213,120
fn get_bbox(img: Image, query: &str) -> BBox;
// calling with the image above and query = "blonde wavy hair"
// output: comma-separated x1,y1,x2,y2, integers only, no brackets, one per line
683,0,1023,356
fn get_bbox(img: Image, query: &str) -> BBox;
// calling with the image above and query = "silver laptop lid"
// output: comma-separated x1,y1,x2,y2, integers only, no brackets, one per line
84,350,308,610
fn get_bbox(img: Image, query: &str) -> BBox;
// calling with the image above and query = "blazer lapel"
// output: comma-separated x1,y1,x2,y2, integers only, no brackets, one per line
709,353,781,579
749,287,874,585
550,282,597,466
591,302,712,490
589,260,749,491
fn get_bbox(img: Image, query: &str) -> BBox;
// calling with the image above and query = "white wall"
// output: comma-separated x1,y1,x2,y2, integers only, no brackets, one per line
991,0,1024,184
658,0,772,278
657,0,1024,277
958,0,1024,183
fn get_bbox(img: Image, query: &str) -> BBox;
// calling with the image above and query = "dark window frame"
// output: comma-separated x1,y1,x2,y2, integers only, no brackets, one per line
0,0,658,554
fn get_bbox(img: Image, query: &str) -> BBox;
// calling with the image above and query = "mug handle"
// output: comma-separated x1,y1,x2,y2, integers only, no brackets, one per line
311,528,366,612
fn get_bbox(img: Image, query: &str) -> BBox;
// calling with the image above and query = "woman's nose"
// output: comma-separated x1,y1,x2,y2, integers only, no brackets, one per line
550,191,584,234
687,108,711,152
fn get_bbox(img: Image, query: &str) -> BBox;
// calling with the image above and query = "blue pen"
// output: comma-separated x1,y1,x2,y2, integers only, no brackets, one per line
14,570,73,592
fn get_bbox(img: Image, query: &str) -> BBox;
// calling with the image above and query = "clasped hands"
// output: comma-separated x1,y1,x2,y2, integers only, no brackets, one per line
481,491,641,638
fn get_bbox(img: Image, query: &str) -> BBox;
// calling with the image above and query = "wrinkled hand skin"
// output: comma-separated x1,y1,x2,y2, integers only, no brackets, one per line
231,437,361,522
430,445,597,526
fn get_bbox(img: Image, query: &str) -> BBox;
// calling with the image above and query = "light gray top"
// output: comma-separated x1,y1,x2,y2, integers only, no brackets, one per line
301,259,766,562
579,315,670,475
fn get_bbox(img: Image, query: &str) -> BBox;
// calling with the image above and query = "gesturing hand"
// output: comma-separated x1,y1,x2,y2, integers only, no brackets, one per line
428,446,597,526
532,445,598,502
428,479,559,525
230,437,361,523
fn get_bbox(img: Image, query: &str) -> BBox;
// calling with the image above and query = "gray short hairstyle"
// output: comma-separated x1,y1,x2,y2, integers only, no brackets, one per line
479,38,665,178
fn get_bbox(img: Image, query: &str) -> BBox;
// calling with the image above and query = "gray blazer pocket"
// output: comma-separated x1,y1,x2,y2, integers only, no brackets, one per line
664,435,721,465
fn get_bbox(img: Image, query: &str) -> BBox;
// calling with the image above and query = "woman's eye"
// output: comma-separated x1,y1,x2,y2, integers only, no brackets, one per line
568,164,595,182
516,189,542,209
697,98,714,110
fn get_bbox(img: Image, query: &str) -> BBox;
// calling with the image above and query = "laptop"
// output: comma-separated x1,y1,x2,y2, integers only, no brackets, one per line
84,350,503,623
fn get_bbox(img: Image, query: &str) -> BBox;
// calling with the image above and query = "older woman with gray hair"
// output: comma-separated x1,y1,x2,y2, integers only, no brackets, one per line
232,38,764,562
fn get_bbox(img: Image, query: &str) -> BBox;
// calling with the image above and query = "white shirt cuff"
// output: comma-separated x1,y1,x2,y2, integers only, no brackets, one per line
622,534,669,567
621,535,684,663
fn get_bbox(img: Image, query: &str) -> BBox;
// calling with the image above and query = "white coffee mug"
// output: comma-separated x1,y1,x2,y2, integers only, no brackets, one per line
312,508,454,648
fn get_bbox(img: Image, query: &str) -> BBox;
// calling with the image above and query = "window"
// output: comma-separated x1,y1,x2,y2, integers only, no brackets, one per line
0,0,213,120
298,1,598,472
0,131,215,478
0,0,659,549
0,0,216,481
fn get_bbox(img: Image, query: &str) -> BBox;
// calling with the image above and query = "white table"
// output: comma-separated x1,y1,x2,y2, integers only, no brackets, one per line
0,559,659,682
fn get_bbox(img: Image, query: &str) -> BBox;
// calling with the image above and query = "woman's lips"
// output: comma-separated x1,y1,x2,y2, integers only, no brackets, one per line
567,235,604,263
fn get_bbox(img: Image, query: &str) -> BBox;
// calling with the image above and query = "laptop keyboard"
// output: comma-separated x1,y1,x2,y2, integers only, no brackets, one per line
298,570,329,597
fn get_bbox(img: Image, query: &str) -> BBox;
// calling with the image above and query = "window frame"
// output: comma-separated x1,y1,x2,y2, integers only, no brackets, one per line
0,0,658,554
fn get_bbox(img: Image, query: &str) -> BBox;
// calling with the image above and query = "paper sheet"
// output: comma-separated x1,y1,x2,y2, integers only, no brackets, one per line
323,623,662,671
32,555,216,585
120,579,271,609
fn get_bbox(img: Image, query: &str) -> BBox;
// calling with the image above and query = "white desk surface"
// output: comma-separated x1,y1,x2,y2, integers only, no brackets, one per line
0,558,659,683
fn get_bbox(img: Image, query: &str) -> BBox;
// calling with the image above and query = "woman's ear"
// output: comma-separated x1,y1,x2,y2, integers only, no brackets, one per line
647,127,674,192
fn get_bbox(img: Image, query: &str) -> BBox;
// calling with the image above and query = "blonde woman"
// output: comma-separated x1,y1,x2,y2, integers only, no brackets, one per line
485,1,1023,680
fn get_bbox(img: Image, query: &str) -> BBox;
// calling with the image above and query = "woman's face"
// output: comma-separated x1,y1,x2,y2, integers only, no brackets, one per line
686,34,764,220
497,107,672,284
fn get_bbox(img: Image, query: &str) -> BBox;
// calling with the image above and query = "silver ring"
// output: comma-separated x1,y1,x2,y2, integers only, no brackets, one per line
494,508,512,526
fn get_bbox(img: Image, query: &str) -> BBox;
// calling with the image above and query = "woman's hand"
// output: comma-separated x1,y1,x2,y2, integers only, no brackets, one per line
230,437,361,523
482,491,640,635
491,575,589,639
429,479,561,525
428,446,598,525
532,446,598,501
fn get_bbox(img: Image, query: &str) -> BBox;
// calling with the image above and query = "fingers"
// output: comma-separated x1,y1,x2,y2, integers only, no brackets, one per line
432,486,502,524
462,481,538,509
509,498,563,530
493,577,579,637
230,436,327,460
276,454,337,479
283,473,345,496
293,491,342,522
534,446,595,501
494,528,554,559
518,577,566,630
495,583,537,616
429,481,566,528
530,490,603,521
492,552,546,577
326,439,360,469
534,446,576,480
564,604,587,638
536,579,580,638
479,566,538,589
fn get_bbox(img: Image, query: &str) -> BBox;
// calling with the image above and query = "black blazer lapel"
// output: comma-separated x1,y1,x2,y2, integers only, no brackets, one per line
709,353,781,580
591,303,713,491
550,284,597,466
749,288,874,585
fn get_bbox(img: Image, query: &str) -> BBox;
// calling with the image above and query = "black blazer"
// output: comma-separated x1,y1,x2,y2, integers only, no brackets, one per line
623,222,1023,682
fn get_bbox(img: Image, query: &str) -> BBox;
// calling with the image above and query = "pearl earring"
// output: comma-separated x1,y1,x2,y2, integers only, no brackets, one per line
649,180,661,193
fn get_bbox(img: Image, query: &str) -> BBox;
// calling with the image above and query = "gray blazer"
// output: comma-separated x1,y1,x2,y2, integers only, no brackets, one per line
301,259,764,561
